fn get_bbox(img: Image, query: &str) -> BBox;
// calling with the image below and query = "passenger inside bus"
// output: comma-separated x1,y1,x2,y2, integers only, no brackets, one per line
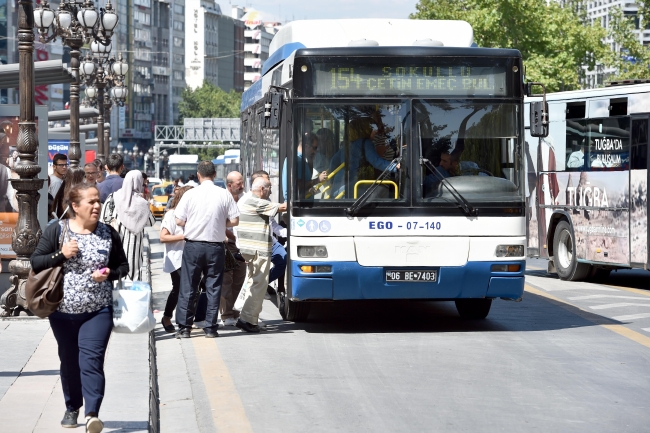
328,117,400,199
566,140,586,169
313,128,337,173
281,132,328,200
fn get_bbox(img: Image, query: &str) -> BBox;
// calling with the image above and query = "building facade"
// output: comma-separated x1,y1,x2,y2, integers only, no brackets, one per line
185,0,245,92
577,0,650,88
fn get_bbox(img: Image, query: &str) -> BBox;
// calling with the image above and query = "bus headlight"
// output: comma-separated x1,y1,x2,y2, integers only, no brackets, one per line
298,246,328,258
495,245,524,257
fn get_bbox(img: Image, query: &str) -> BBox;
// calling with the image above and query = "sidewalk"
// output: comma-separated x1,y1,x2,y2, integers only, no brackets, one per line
0,319,151,432
0,235,155,432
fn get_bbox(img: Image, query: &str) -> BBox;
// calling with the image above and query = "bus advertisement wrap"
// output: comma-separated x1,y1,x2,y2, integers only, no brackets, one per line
531,171,630,264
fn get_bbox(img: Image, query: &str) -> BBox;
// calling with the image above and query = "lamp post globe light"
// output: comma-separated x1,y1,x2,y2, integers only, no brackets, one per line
34,0,119,169
81,49,128,164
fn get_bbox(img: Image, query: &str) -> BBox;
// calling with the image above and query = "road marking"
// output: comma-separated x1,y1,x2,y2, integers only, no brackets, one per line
612,313,650,321
590,303,650,310
525,284,650,349
191,335,253,433
604,284,650,297
568,294,650,301
642,328,650,333
542,286,619,292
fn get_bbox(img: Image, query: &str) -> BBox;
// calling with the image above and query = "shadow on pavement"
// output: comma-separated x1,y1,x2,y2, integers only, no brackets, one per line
272,290,623,335
0,370,59,377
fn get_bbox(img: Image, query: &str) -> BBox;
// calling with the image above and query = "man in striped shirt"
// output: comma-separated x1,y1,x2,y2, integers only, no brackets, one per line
236,177,287,333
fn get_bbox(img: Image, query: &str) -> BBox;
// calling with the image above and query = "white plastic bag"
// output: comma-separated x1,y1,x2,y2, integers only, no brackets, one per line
233,280,250,312
112,280,156,334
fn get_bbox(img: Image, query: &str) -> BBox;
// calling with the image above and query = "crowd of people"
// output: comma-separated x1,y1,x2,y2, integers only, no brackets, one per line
37,152,289,431
159,161,288,337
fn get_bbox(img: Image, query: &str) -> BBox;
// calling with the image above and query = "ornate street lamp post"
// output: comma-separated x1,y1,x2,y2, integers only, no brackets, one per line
81,51,128,163
0,0,45,315
34,0,119,168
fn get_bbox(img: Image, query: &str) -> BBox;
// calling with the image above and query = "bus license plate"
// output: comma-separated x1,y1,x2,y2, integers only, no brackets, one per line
385,270,437,282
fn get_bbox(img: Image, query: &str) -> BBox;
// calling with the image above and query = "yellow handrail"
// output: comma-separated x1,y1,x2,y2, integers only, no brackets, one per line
353,180,399,199
305,162,345,199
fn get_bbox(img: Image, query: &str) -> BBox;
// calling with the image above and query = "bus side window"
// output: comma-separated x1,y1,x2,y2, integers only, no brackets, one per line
631,118,648,170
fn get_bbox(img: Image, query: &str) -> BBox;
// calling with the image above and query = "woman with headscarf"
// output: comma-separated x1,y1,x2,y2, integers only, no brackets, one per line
100,170,155,281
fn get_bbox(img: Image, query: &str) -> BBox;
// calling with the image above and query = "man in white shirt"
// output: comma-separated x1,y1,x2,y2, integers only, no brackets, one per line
174,161,240,338
49,153,68,198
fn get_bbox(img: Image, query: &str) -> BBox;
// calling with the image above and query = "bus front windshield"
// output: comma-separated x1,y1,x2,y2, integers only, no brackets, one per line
416,100,523,205
290,102,409,203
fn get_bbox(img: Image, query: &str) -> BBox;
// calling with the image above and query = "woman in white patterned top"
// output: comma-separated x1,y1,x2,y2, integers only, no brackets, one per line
31,183,129,432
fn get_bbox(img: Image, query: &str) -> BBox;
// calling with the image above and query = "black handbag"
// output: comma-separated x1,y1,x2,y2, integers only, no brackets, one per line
25,223,68,318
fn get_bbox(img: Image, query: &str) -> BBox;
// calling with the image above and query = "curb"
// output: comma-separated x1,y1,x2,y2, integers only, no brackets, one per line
142,233,160,433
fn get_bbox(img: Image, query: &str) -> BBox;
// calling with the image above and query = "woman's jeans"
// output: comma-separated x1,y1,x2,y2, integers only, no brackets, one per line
49,306,113,415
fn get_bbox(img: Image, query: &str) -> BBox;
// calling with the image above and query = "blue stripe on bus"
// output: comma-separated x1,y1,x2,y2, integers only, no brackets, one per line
290,261,525,301
261,42,306,76
241,78,264,112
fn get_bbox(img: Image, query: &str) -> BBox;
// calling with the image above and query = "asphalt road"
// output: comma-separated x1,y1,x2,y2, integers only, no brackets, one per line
155,256,650,433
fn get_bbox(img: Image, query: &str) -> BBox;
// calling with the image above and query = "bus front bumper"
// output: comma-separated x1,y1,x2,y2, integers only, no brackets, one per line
290,261,525,301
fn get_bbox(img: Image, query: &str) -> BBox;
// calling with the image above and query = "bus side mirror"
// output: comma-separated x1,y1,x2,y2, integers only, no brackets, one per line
263,92,282,130
526,82,549,138
529,101,549,138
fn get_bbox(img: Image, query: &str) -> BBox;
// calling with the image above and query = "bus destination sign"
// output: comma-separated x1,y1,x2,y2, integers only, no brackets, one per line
312,64,507,97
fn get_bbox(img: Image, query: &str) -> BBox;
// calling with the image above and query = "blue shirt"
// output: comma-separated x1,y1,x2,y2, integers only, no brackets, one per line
97,175,124,203
329,138,396,197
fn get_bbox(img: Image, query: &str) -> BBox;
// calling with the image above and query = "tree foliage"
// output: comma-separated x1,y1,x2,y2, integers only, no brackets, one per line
606,3,650,80
410,0,609,91
178,81,242,123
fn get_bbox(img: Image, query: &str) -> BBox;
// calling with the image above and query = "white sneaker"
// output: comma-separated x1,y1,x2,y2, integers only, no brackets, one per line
85,416,104,433
223,317,238,326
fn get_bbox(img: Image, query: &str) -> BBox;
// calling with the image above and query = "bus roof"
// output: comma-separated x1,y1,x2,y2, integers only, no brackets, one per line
268,19,474,55
526,83,650,103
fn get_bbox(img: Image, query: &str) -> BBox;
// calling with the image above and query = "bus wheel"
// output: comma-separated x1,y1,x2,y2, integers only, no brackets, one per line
278,292,311,322
455,299,492,319
553,220,590,281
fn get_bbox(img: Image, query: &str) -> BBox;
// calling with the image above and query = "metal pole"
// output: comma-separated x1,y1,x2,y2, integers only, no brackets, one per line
155,142,160,178
67,37,83,168
95,70,105,164
104,98,112,159
0,0,45,315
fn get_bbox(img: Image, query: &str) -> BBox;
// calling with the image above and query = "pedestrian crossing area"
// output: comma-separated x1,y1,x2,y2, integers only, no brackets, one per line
525,267,650,341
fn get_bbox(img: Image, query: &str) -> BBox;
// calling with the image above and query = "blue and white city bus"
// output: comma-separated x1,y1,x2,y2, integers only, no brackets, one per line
240,19,536,321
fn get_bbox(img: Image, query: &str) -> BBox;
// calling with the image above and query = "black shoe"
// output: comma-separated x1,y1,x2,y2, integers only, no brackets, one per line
203,327,219,338
267,285,276,296
61,410,79,428
175,328,191,339
236,319,260,333
161,317,176,333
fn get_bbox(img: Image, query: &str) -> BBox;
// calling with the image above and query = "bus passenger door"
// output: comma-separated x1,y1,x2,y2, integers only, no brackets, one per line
630,116,649,268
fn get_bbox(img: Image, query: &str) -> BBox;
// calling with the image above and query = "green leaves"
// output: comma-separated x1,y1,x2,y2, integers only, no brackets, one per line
178,81,242,123
411,0,609,91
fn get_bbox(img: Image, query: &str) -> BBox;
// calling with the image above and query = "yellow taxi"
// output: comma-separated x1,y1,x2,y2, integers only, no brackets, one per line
149,182,172,218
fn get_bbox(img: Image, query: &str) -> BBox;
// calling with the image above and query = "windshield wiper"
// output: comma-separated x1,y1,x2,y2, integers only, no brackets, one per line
345,157,402,217
417,123,477,216
421,157,478,216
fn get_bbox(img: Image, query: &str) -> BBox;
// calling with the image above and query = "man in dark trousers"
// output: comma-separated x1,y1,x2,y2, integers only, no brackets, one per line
173,161,239,338
97,153,125,203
